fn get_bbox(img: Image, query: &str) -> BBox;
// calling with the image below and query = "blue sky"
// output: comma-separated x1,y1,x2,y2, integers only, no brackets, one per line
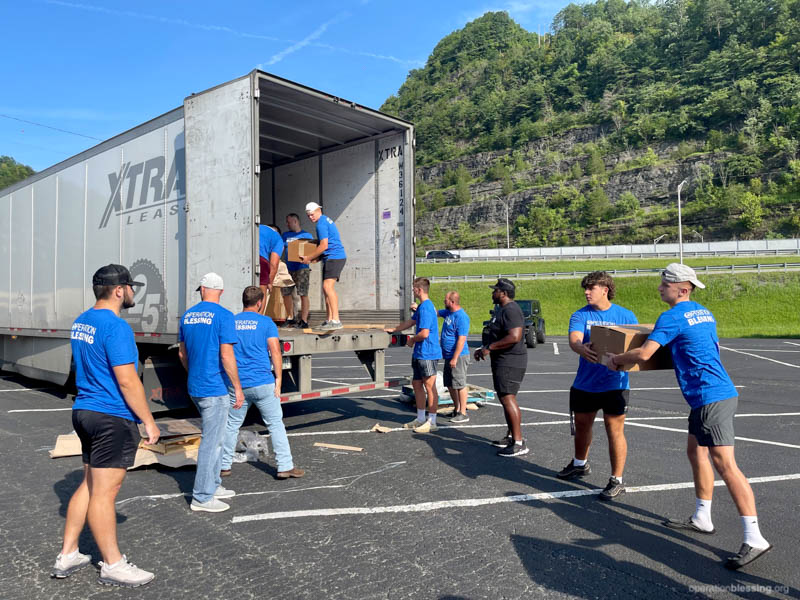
1,0,569,172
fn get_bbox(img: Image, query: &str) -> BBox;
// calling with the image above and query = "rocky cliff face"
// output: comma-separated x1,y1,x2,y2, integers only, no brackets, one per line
415,127,727,243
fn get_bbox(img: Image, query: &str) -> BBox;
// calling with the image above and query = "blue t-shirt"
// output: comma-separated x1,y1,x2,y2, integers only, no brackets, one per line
315,215,346,260
648,300,737,409
223,312,280,389
259,225,285,261
412,299,442,360
179,301,238,398
438,308,470,359
71,308,140,422
282,229,313,272
570,304,637,393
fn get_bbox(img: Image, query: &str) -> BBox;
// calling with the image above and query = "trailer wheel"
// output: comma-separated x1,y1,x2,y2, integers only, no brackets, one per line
525,326,537,348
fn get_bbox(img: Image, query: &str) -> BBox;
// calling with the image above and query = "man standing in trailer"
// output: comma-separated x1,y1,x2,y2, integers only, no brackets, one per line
281,213,313,329
258,224,285,315
300,202,346,330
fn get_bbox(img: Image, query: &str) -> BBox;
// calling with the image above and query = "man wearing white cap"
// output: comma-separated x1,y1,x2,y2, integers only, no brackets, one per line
179,273,245,512
607,263,771,570
300,202,346,330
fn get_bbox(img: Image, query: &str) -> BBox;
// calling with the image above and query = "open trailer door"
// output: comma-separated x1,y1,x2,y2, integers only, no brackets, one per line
183,74,258,314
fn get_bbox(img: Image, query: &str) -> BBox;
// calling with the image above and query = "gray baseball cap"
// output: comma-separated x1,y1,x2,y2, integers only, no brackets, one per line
661,263,705,289
196,272,224,291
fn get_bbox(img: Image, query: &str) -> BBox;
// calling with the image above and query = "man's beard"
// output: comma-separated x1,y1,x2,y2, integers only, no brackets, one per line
122,296,135,309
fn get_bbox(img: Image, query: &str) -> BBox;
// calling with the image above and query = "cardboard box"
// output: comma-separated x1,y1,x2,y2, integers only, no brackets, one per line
590,324,673,371
287,239,319,263
265,289,288,321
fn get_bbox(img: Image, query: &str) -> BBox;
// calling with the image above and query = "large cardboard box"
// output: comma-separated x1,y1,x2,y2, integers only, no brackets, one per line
287,239,319,263
590,324,673,371
265,289,288,321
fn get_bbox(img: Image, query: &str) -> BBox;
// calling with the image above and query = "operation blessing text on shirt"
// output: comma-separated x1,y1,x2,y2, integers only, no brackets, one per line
184,311,214,325
71,323,96,343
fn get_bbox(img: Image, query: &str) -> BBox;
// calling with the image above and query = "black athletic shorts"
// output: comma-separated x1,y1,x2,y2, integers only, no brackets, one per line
411,358,438,380
73,409,140,469
491,365,526,397
569,387,629,416
323,258,346,281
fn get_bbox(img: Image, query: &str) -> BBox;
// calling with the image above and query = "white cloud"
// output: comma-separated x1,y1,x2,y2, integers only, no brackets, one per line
264,19,336,66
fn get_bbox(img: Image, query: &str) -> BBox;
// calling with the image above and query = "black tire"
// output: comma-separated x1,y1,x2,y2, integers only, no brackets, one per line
537,319,546,344
525,326,537,348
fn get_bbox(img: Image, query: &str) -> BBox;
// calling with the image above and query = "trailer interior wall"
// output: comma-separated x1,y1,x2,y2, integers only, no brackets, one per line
254,71,414,322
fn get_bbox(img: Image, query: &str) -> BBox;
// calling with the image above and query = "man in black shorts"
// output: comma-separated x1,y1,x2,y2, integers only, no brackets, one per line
474,278,528,456
52,264,160,587
558,272,637,501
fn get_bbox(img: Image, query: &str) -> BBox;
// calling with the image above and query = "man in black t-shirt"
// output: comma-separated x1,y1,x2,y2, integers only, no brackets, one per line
474,278,529,456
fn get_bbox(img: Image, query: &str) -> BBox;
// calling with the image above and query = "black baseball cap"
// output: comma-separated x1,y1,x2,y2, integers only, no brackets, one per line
489,278,515,293
92,264,144,287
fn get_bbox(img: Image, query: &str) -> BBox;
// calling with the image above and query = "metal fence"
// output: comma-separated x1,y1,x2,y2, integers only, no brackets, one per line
418,249,800,264
427,263,800,282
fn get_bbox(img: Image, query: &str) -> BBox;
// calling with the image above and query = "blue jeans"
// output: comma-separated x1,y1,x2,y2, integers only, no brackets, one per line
221,383,294,472
190,394,230,503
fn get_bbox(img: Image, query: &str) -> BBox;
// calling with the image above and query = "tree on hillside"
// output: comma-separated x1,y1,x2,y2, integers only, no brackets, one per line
0,156,35,191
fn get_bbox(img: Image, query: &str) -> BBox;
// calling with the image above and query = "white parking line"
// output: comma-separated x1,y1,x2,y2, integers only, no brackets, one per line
230,473,800,523
8,408,71,413
783,341,800,347
623,422,800,449
553,343,559,355
731,349,800,353
0,387,55,393
720,345,800,369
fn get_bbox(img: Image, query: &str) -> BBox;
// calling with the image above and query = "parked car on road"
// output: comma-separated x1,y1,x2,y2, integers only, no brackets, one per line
426,250,460,261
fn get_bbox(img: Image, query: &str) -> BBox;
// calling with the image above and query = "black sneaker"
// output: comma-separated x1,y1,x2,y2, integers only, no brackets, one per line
497,440,529,457
285,318,298,327
490,435,513,448
599,477,625,501
557,460,591,480
297,320,309,329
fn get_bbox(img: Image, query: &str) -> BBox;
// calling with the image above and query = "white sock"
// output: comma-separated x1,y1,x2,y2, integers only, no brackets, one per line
741,516,770,549
573,458,587,467
429,413,437,425
417,409,426,422
514,439,523,446
692,498,714,531
612,476,622,484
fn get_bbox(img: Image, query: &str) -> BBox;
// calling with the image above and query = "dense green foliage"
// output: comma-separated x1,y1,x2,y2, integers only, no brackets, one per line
383,3,800,166
0,156,34,191
429,272,800,337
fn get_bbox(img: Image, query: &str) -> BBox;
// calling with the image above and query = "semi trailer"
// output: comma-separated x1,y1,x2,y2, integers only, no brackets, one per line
0,70,415,410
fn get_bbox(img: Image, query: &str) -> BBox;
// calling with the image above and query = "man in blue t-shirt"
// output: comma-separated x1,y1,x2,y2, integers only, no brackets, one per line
558,272,637,502
609,263,771,570
300,202,346,330
258,224,285,315
179,272,244,513
386,277,442,433
53,264,159,587
437,291,471,423
280,213,313,329
220,286,304,480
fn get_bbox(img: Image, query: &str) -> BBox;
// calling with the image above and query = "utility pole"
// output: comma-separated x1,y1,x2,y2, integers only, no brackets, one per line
677,179,687,264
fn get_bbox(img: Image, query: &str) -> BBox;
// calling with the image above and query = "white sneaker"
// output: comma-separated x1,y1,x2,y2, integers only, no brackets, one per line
98,555,154,588
403,418,425,429
51,549,91,578
214,485,236,499
190,497,230,512
413,419,438,433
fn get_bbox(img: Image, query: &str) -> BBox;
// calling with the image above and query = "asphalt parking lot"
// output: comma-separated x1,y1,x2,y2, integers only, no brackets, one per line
1,337,798,599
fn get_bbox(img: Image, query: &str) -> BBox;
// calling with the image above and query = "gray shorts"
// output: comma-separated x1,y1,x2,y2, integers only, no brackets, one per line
281,269,310,296
443,354,470,389
411,359,438,380
689,397,737,446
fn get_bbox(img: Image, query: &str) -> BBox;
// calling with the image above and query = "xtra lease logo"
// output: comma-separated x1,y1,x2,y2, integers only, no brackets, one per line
99,149,185,229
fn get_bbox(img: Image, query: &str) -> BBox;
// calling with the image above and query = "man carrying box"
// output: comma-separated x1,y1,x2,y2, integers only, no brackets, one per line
258,224,285,316
281,213,312,329
300,202,346,330
558,271,637,501
607,263,771,570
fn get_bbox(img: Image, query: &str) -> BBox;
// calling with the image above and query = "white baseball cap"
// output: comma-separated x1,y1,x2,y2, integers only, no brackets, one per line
196,272,224,291
661,263,705,289
305,202,321,213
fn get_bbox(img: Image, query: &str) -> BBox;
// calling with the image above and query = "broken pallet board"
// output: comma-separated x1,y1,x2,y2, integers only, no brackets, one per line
313,442,363,452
